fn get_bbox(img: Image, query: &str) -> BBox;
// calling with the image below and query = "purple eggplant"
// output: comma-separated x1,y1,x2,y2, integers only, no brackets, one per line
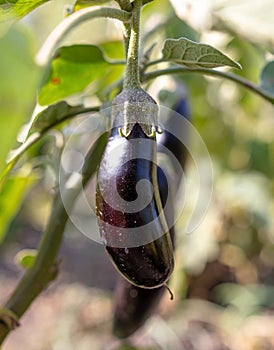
112,87,191,338
113,165,175,338
96,89,174,289
98,86,190,337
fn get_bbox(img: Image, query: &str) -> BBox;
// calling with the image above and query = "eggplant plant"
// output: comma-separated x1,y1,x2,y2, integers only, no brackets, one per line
0,0,273,347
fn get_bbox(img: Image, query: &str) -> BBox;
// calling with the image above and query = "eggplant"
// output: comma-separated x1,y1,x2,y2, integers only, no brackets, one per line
113,166,175,338
96,88,174,289
112,88,191,338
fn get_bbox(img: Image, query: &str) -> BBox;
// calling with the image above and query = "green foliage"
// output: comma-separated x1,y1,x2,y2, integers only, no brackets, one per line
0,25,41,176
38,45,124,105
100,40,125,60
31,101,85,132
0,0,50,21
162,37,241,69
260,61,274,95
0,167,38,243
73,0,111,11
4,102,98,178
0,0,273,348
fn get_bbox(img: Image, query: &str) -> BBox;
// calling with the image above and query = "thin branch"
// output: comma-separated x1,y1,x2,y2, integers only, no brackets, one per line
36,7,131,66
0,132,108,344
142,66,274,105
115,0,132,12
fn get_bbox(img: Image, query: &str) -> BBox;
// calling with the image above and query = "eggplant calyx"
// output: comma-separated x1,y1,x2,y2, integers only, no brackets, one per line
112,88,159,137
118,125,157,138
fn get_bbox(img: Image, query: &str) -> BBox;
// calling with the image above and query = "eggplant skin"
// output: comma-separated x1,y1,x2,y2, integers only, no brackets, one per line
96,122,174,289
105,238,172,288
113,166,175,339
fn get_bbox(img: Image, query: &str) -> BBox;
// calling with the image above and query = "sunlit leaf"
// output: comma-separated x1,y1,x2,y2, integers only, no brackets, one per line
31,101,85,133
73,0,111,11
95,41,125,96
162,37,241,69
0,25,41,177
0,0,50,21
260,61,274,96
15,249,37,269
100,40,125,60
38,45,123,105
0,166,38,243
4,101,99,180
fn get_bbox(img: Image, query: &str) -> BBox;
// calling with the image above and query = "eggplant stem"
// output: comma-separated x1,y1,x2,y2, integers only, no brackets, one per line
164,284,174,300
123,0,142,89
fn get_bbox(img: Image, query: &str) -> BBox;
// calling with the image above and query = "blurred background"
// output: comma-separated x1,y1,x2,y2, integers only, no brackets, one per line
0,0,274,349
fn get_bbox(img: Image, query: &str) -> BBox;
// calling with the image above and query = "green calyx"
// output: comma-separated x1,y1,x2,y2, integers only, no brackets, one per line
112,88,159,137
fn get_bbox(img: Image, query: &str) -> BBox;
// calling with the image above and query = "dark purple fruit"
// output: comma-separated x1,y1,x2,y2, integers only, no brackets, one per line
112,86,191,338
96,89,174,289
113,165,175,338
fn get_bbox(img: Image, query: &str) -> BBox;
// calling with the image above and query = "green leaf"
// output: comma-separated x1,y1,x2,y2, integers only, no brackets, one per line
0,0,50,21
3,102,99,182
100,40,125,60
38,45,123,106
0,166,38,243
260,61,274,96
73,0,111,11
162,37,242,69
94,41,124,96
0,25,41,176
15,249,37,269
31,101,85,133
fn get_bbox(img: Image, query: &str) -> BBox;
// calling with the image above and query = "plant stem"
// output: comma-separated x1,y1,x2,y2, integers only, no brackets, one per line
0,132,108,344
114,0,132,57
115,0,132,11
142,66,274,105
122,23,131,59
145,58,166,67
123,0,142,89
36,7,131,66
